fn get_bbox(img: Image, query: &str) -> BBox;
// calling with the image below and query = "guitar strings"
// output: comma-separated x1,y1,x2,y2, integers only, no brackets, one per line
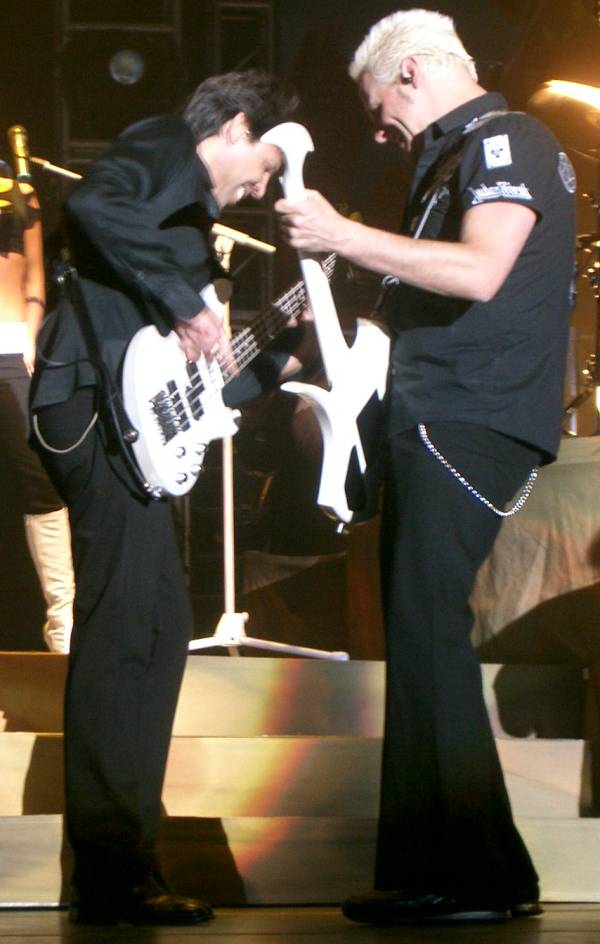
182,255,335,415
182,287,303,416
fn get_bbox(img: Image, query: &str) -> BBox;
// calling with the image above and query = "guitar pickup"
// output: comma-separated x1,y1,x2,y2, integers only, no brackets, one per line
150,380,191,442
185,362,205,421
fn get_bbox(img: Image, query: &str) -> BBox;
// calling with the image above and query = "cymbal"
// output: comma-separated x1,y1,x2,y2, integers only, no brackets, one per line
528,81,600,156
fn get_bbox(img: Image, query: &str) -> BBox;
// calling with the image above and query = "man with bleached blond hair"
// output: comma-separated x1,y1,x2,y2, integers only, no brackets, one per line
276,7,576,925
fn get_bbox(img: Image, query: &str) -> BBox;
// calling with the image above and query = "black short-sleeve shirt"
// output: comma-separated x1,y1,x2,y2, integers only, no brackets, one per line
385,92,576,462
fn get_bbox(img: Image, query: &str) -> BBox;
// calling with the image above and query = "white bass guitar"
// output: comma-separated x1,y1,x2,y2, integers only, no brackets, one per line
262,122,390,525
121,254,335,498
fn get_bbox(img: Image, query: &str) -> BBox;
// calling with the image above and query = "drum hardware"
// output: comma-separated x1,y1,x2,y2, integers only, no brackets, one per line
569,191,600,428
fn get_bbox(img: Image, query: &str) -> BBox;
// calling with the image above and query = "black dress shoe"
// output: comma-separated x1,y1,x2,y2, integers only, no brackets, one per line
69,877,214,926
342,890,511,925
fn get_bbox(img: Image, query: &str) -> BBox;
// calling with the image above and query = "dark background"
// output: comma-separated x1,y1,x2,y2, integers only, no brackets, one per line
0,1,598,650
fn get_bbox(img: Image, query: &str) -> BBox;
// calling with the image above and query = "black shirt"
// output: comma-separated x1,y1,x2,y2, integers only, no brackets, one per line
385,92,576,462
32,114,224,408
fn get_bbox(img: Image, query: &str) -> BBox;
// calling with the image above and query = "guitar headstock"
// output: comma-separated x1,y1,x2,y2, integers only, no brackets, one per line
261,122,314,202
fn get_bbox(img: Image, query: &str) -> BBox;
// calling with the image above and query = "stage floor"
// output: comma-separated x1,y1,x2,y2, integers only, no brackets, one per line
0,904,598,942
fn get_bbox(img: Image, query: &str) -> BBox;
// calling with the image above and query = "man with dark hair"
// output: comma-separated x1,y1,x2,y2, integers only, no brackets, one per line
276,8,575,927
30,69,299,926
183,71,298,141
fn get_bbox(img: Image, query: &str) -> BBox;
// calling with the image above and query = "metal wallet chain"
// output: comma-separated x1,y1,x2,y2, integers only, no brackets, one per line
417,423,538,518
410,111,538,519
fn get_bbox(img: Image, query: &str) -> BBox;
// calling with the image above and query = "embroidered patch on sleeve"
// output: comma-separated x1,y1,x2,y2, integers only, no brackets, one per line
469,182,533,205
482,134,512,169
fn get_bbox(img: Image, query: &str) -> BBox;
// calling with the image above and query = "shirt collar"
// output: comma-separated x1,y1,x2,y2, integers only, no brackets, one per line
424,91,508,147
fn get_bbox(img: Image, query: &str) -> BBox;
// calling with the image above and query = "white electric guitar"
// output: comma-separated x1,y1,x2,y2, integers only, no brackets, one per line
262,122,391,525
121,254,335,498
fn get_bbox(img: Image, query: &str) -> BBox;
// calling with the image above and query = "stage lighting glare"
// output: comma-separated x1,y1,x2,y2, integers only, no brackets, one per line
546,80,600,113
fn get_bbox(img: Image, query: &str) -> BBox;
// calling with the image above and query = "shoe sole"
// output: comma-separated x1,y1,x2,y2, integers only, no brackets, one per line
70,906,214,926
511,903,544,918
343,907,510,925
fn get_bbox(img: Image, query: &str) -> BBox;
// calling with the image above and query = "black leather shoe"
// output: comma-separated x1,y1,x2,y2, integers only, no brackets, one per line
342,890,511,925
69,877,214,926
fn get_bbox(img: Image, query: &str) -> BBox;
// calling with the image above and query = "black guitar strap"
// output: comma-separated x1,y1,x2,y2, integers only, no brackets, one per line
374,108,514,312
60,262,156,500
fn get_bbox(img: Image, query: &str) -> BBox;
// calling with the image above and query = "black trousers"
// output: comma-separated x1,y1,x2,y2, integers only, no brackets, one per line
34,388,192,893
376,422,540,905
31,352,292,894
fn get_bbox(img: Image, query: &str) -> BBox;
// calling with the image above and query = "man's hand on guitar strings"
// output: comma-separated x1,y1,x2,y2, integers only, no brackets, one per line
174,307,238,372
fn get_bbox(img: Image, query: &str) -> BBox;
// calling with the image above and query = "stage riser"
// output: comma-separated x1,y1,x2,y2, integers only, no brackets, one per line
0,655,586,739
1,815,599,907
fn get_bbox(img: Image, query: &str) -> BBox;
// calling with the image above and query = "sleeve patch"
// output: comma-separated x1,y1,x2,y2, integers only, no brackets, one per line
469,182,533,205
482,133,512,169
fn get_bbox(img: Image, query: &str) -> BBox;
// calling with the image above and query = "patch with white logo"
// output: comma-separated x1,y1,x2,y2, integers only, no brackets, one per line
469,181,533,205
558,152,576,194
482,134,512,169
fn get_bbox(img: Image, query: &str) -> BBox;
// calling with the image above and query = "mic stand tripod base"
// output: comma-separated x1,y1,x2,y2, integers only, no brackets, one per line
188,611,350,661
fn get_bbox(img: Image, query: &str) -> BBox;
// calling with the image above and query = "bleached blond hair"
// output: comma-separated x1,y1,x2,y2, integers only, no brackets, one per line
349,9,478,85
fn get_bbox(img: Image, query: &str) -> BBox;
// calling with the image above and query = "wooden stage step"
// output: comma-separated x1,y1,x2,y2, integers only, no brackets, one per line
0,732,591,819
0,653,595,906
2,814,600,906
0,653,585,738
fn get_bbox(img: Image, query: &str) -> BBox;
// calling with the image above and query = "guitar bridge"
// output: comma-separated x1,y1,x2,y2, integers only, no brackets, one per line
150,381,191,442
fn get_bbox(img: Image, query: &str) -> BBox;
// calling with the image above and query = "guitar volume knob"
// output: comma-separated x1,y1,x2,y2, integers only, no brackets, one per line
176,446,186,458
175,473,188,485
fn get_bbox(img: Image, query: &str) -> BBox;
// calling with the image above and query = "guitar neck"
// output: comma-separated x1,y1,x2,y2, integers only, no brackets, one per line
220,253,335,381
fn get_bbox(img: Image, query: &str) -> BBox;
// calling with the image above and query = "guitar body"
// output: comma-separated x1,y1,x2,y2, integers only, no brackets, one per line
122,326,240,497
282,318,389,524
120,255,336,498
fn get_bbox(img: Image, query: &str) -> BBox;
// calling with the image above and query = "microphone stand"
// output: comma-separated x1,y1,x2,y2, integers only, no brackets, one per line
189,228,348,660
30,156,82,181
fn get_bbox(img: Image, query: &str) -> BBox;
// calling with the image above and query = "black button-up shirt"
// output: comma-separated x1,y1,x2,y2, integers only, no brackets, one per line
32,115,225,408
385,92,576,462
